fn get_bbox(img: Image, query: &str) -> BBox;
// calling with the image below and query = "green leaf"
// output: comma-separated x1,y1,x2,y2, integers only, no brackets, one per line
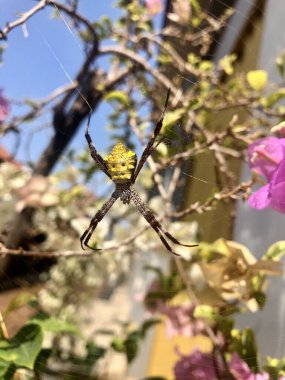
140,319,161,338
111,336,125,353
4,292,36,317
247,70,268,91
219,54,237,75
0,324,43,369
124,331,139,363
0,358,11,378
104,91,129,106
194,305,217,322
28,317,79,335
261,89,285,107
191,0,201,13
34,349,51,374
86,342,106,364
162,108,185,130
276,51,285,78
241,328,259,372
264,241,285,261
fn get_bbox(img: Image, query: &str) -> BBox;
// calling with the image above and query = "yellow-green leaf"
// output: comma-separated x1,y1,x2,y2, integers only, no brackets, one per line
219,54,237,75
162,108,185,130
0,325,43,369
104,91,129,106
4,292,36,317
261,88,285,107
263,241,285,261
247,70,268,91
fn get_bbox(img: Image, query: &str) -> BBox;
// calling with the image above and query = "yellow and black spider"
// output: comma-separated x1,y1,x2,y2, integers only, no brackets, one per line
80,89,197,255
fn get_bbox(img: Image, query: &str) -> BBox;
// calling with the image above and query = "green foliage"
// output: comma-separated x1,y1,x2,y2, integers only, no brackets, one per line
162,108,185,130
2,0,285,378
231,328,259,373
104,90,130,106
111,318,160,364
264,241,285,261
0,310,79,377
264,356,285,380
219,54,237,75
0,325,43,371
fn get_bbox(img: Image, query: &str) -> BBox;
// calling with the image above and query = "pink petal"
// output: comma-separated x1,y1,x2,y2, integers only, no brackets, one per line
248,137,285,181
268,155,285,213
248,184,271,210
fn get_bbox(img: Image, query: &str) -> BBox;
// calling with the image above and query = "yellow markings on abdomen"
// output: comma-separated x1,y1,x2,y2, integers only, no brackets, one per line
105,142,137,183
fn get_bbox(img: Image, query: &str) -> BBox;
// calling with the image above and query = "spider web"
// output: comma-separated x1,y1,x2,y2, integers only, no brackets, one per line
1,0,285,379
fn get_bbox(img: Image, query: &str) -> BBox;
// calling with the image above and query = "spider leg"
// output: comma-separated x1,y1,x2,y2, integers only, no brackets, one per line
162,230,198,248
80,192,119,251
132,88,171,182
85,112,112,179
131,189,196,256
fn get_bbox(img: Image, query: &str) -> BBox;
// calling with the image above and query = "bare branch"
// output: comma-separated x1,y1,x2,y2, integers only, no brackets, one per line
172,181,253,219
1,82,77,135
99,45,177,93
0,0,48,40
0,0,97,42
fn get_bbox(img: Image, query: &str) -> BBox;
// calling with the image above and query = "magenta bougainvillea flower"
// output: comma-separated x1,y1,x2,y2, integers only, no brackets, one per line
174,349,224,380
248,137,285,180
144,281,205,338
229,353,269,380
160,304,205,338
0,89,10,122
174,351,270,380
248,137,285,213
145,0,163,15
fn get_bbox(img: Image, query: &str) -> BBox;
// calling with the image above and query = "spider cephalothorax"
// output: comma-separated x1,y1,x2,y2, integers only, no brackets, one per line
80,89,197,255
105,142,137,184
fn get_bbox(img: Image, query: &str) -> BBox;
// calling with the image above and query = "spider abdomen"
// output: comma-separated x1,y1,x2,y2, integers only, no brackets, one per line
105,142,137,183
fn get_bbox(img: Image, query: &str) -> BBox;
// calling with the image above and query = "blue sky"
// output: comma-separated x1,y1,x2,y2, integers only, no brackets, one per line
0,0,120,166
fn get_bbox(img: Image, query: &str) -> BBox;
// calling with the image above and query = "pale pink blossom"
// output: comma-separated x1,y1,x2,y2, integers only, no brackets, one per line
174,349,224,380
145,0,163,15
0,89,10,122
160,304,205,338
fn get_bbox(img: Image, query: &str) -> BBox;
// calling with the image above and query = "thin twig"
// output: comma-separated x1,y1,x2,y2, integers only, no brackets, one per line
2,82,77,135
0,0,48,40
99,45,177,93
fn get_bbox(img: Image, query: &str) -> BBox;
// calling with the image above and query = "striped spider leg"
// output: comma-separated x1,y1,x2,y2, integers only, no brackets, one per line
81,89,197,254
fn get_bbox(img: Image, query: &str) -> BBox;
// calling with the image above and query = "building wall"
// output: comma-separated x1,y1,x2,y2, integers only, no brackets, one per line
234,0,285,359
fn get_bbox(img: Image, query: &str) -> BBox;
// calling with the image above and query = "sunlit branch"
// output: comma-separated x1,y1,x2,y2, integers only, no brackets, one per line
99,45,177,93
172,181,253,219
0,0,48,40
1,82,77,135
0,0,97,42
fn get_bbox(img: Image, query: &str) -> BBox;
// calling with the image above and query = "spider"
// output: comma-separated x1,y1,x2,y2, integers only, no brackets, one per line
80,89,197,255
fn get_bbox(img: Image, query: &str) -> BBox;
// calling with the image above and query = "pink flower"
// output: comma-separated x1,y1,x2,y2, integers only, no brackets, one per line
229,353,269,380
145,0,163,15
248,137,285,180
160,304,205,338
0,89,10,122
174,349,224,380
248,137,285,213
